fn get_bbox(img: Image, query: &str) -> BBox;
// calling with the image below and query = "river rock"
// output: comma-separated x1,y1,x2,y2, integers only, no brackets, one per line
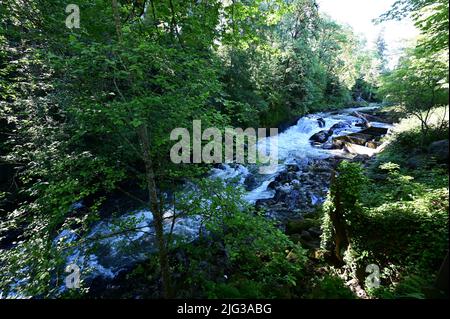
286,164,300,172
317,118,326,128
275,171,296,184
355,120,369,128
329,121,351,134
321,140,335,149
267,180,278,190
358,112,386,123
291,179,301,189
274,187,290,202
285,189,302,210
406,155,424,169
244,174,258,190
428,140,449,162
352,154,370,163
310,130,332,144
255,198,274,210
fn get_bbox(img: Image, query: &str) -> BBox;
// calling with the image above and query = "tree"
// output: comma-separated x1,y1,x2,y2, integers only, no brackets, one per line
375,31,388,74
1,0,227,298
0,0,397,298
378,0,449,55
379,45,449,140
378,0,449,143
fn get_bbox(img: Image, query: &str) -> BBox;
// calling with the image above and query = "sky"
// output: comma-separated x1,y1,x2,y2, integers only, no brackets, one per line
317,0,420,68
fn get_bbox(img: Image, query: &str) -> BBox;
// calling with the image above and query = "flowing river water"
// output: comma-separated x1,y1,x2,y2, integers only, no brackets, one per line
2,105,392,297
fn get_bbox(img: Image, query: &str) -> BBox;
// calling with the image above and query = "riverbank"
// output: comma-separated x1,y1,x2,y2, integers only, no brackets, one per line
2,104,447,299
63,105,398,298
84,105,448,299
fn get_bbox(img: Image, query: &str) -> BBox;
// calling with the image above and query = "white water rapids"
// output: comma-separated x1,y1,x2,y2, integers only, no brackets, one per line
2,106,391,297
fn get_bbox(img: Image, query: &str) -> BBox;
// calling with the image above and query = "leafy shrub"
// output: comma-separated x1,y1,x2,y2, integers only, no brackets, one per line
320,161,367,250
369,275,431,299
331,161,368,210
309,275,355,299
173,179,307,298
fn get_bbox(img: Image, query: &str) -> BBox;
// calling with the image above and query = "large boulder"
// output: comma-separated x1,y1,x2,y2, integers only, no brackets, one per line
310,130,332,144
244,174,258,191
406,155,424,169
329,121,351,134
428,140,449,162
267,180,278,190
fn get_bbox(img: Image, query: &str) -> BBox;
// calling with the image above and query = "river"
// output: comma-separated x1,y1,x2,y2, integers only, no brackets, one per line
9,105,391,297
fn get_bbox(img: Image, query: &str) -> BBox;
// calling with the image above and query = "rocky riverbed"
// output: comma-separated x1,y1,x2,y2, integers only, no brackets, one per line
1,105,394,298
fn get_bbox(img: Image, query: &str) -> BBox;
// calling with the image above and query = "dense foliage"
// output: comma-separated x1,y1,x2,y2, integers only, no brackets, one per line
0,0,448,299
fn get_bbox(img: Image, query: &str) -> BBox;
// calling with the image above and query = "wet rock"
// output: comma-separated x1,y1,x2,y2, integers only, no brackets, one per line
266,206,298,223
329,121,351,134
285,189,302,210
274,188,289,202
267,180,278,190
255,159,333,225
309,130,332,144
295,158,310,167
286,164,300,172
215,163,227,170
310,162,332,173
359,112,386,123
317,118,326,128
275,171,296,184
321,141,334,150
244,174,258,191
291,179,301,189
355,120,370,128
351,111,369,122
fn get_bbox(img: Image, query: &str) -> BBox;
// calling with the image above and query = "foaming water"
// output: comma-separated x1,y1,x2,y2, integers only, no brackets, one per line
238,108,375,203
44,106,386,295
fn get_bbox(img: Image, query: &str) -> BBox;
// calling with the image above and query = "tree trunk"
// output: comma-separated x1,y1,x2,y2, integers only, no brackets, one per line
110,1,171,298
435,251,449,295
329,171,349,263
137,124,172,299
111,0,123,41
